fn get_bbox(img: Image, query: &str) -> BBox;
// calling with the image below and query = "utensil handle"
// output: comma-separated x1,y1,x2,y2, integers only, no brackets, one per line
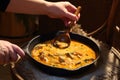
75,6,81,16
66,6,81,32
70,6,81,26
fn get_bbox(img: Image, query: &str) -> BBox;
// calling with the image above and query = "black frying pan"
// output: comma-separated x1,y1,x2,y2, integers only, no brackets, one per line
25,31,100,76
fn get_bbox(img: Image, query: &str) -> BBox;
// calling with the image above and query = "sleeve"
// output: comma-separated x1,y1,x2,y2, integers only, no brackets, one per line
0,0,10,12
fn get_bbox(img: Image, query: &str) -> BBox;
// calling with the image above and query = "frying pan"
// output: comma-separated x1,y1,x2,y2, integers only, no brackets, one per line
25,31,100,76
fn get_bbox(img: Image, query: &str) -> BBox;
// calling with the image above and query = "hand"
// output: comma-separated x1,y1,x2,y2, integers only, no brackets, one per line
45,1,80,26
0,40,25,65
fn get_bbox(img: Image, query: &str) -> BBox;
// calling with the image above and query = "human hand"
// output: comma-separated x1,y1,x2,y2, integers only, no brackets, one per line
0,40,25,65
6,0,80,26
45,1,80,26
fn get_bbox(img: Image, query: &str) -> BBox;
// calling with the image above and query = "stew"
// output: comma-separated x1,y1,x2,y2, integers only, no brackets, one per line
31,40,96,70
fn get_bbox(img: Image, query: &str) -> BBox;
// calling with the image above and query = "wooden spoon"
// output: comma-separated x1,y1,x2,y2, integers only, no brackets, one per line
53,6,81,49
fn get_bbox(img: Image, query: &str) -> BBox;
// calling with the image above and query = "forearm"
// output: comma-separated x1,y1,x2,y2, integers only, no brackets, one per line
5,0,79,25
6,0,52,15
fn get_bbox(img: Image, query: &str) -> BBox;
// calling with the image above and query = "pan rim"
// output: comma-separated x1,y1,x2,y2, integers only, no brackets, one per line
25,31,101,75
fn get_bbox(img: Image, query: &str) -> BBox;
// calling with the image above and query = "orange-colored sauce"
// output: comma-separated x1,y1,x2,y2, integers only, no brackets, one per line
31,40,96,70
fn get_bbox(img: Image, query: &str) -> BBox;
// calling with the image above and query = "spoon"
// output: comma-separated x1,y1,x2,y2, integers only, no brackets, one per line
53,6,81,49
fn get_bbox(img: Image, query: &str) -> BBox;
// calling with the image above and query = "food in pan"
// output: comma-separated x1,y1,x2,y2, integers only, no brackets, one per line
31,40,96,70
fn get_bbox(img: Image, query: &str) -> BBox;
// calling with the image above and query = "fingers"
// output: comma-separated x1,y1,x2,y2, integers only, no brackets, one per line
0,40,25,65
12,44,25,58
63,5,81,26
8,45,18,62
61,2,80,26
65,11,78,20
64,1,77,12
65,2,79,20
8,44,25,62
63,13,80,27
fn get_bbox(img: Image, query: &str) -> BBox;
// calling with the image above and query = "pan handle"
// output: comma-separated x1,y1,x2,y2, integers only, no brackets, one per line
23,48,27,54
